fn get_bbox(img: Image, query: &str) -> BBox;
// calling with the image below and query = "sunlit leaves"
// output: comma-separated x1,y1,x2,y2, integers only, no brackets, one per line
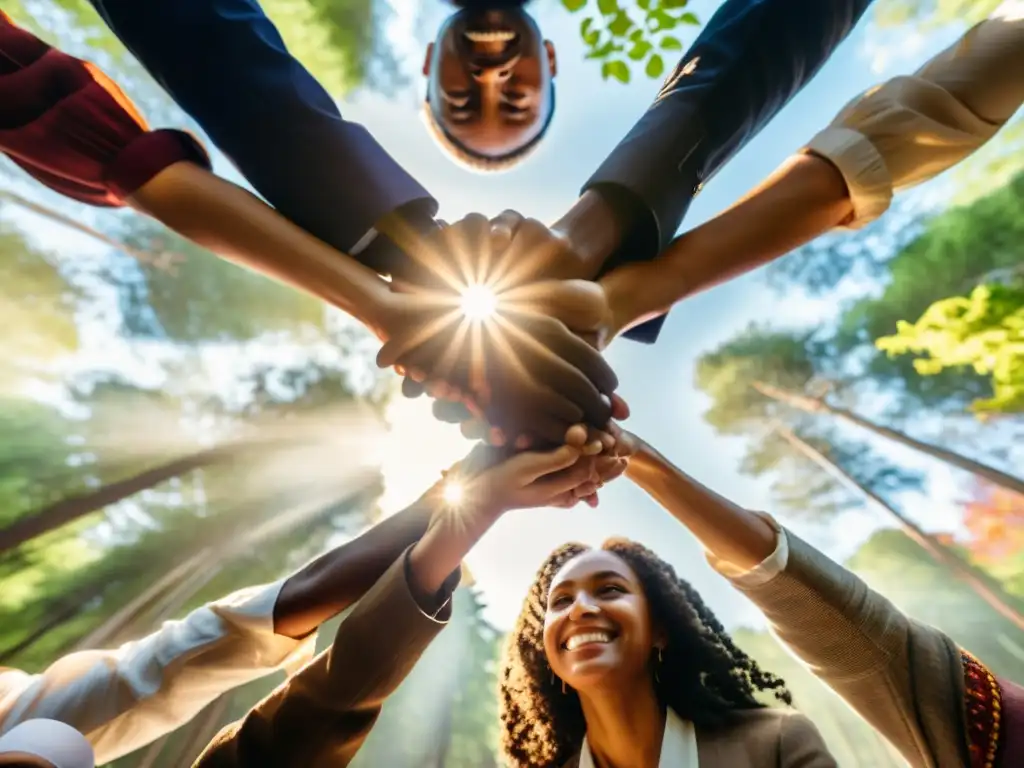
877,283,1024,414
572,0,700,82
601,60,631,83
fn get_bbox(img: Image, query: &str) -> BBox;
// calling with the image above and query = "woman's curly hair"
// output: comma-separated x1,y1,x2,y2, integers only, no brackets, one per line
499,539,793,767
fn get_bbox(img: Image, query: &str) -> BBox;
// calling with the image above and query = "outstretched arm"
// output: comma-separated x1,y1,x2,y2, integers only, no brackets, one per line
624,436,984,767
600,2,1024,341
0,493,437,764
195,445,597,767
0,15,398,337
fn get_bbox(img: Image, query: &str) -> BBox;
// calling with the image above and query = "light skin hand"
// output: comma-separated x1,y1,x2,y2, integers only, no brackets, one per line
408,444,599,596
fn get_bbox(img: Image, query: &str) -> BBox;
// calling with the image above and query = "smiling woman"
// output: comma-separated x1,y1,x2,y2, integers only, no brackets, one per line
499,539,837,768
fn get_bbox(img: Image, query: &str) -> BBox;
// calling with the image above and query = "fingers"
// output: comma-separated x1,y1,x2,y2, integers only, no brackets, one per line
401,376,425,399
502,280,607,334
507,444,582,483
611,393,630,420
529,457,597,498
510,313,619,398
489,210,526,253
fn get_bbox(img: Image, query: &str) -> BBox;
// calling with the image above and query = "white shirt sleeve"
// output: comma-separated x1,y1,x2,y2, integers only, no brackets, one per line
705,512,790,588
802,2,1024,229
0,579,315,765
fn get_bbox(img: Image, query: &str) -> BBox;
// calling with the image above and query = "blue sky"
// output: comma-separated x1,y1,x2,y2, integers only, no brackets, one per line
1,0,986,632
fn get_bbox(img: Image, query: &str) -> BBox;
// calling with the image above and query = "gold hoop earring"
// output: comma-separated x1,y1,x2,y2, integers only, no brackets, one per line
655,647,663,684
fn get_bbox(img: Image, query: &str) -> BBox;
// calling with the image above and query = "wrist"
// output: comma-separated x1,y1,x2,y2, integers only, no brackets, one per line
553,189,630,279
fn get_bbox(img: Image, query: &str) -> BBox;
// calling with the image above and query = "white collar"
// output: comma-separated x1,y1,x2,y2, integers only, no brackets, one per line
578,707,698,767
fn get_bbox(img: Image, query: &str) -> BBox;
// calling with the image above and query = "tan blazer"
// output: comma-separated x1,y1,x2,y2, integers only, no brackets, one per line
192,548,458,768
734,530,972,768
561,708,837,767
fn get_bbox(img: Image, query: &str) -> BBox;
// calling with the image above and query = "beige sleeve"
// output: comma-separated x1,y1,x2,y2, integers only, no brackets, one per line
803,2,1024,229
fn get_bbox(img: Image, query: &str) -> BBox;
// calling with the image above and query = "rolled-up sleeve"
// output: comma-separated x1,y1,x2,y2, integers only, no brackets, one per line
705,511,790,588
0,15,210,207
0,579,314,766
804,2,1024,229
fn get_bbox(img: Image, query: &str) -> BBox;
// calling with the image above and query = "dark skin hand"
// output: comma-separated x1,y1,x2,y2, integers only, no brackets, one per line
376,213,619,445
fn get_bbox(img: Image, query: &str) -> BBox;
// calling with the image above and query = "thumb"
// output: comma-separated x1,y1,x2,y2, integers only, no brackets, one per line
505,445,581,484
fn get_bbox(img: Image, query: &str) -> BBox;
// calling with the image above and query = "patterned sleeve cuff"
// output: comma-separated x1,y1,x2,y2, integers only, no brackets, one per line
705,512,790,588
105,128,211,201
803,125,893,231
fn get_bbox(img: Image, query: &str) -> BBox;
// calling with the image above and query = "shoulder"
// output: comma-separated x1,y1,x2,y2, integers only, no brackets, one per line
726,709,833,760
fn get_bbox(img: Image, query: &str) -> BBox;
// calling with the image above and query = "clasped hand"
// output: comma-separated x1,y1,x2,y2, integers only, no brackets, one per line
373,213,622,450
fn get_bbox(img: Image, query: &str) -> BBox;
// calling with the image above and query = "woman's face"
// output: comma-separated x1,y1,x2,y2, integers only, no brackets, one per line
543,549,657,692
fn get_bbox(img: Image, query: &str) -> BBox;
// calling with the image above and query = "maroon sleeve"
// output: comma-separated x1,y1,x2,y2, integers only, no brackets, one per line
0,13,210,207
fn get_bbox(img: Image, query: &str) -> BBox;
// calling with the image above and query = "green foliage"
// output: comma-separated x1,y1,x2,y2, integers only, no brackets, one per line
8,0,382,97
0,217,80,368
567,0,701,83
832,173,1024,414
113,220,327,343
261,0,381,97
694,325,924,519
872,0,1004,31
877,283,1024,414
694,324,819,435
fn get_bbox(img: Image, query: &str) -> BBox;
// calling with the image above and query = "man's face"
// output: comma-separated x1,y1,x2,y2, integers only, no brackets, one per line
424,3,556,159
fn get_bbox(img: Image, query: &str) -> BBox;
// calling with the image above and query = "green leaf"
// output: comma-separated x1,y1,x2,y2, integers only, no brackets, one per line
601,59,631,83
608,10,634,36
562,0,587,12
660,35,683,50
679,11,700,24
630,28,645,41
661,0,688,7
637,0,651,8
597,0,619,14
586,40,623,60
647,9,677,31
645,53,665,78
628,40,653,60
580,17,601,45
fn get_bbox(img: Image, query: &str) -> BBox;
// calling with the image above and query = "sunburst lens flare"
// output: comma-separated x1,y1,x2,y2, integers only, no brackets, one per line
459,284,499,321
442,480,465,506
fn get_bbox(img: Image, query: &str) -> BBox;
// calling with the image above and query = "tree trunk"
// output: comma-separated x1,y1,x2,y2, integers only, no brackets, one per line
753,382,1024,497
0,189,177,269
773,423,1024,632
0,447,230,555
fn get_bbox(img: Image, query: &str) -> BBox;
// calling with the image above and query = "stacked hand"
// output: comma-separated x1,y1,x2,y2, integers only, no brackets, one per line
374,214,622,446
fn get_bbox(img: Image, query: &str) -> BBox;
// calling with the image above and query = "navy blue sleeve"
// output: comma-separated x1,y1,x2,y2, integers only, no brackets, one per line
89,0,437,257
587,0,876,343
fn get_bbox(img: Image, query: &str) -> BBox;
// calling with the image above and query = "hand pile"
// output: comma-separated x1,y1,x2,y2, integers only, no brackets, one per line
371,211,627,506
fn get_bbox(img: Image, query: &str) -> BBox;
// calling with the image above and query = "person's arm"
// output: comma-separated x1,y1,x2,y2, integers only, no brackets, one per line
88,0,436,267
0,18,421,341
195,445,594,768
0,498,435,764
549,0,875,343
625,438,976,767
600,2,1024,341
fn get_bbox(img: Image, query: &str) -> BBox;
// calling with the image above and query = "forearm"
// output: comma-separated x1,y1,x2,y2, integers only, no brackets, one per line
551,189,637,279
407,496,499,598
626,441,776,570
602,153,851,337
273,498,434,638
128,162,394,338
